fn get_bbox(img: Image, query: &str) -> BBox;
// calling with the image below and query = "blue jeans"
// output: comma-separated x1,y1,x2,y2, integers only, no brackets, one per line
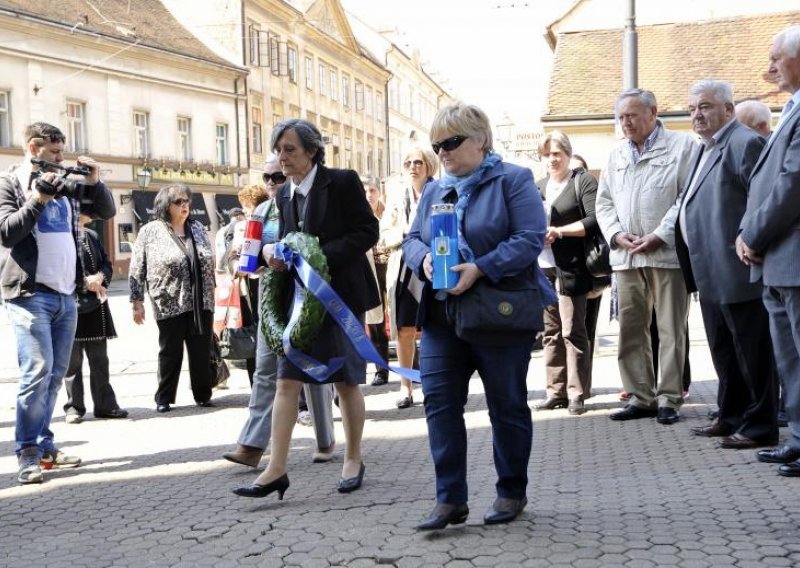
420,320,534,504
6,291,78,457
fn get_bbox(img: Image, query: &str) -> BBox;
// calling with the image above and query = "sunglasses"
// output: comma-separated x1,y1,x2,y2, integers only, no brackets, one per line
403,159,424,169
171,197,190,206
432,135,469,154
263,172,287,184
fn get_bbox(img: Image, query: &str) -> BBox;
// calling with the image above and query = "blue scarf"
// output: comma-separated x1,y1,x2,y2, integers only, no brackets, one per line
439,153,502,262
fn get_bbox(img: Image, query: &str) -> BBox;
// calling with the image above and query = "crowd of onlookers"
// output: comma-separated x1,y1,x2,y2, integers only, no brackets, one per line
4,19,800,535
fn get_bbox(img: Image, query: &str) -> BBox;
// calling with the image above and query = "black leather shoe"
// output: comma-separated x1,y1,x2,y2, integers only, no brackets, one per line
371,372,389,386
656,407,680,425
483,497,528,525
707,408,720,420
610,405,656,421
719,433,777,449
417,503,469,531
568,399,585,415
94,408,129,419
778,461,800,477
757,446,800,463
233,473,290,499
337,463,365,493
534,397,568,411
197,400,214,408
156,404,171,413
690,419,730,437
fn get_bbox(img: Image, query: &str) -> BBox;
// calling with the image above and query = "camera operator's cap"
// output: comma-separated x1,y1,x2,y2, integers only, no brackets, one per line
228,207,244,218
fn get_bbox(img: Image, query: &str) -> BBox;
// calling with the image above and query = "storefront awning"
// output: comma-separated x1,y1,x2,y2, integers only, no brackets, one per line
214,194,242,224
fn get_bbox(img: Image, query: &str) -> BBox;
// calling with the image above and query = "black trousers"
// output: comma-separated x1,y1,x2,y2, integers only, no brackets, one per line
368,262,389,375
701,298,778,441
155,311,213,405
64,339,120,416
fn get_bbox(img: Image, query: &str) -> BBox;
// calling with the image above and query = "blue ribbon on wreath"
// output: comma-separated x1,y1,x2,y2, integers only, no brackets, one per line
274,243,421,384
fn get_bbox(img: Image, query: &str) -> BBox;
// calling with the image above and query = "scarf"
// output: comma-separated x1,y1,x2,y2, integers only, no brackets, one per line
439,153,502,263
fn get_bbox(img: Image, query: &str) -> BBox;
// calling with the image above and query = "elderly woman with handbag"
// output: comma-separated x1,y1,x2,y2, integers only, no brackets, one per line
534,131,606,416
129,183,216,413
403,102,554,530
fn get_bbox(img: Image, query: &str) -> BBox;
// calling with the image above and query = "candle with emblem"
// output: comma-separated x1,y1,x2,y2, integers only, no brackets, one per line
237,214,264,273
430,203,460,289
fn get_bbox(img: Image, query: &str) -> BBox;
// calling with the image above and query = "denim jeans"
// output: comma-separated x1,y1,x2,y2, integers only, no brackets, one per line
6,291,78,457
420,320,534,504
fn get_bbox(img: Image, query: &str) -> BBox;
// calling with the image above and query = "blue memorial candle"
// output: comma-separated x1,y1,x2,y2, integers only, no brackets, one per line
430,203,461,289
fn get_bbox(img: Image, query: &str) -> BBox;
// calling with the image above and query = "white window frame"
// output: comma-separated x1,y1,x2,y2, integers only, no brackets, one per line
287,45,297,83
342,75,350,107
133,110,149,158
66,100,86,153
329,69,337,102
319,64,327,97
0,91,10,147
305,56,313,90
177,116,192,161
216,123,228,165
251,105,263,155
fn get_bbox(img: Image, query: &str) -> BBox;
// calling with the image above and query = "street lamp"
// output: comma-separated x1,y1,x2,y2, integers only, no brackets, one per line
495,114,515,156
137,166,152,189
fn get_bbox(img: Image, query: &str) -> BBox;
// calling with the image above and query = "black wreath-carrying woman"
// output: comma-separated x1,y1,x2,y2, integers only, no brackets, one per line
234,119,379,499
128,184,216,413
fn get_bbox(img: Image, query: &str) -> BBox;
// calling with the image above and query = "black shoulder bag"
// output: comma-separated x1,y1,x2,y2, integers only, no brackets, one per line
573,172,612,279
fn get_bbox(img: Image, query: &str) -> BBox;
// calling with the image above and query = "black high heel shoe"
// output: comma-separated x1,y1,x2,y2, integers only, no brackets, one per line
337,463,365,493
233,473,290,499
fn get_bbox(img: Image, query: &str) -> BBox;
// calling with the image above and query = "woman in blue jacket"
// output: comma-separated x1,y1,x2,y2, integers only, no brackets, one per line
403,103,555,530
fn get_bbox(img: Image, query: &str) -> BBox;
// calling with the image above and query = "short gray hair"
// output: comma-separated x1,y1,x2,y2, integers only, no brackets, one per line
688,80,734,104
615,88,658,114
539,130,573,158
775,25,800,58
270,118,326,165
735,100,772,126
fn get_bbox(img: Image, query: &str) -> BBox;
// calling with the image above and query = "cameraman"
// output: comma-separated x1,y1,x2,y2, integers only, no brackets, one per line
0,122,115,484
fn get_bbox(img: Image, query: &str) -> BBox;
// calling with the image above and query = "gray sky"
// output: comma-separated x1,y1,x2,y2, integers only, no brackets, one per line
340,0,566,130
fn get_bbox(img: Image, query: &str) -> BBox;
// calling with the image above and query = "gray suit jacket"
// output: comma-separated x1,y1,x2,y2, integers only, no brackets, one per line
676,120,765,303
740,102,800,287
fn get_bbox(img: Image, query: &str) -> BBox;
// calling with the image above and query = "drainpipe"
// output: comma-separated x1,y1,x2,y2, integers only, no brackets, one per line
623,0,638,90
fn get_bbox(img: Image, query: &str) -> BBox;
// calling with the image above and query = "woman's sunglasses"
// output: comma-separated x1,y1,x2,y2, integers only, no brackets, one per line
432,135,469,154
171,197,190,206
263,172,287,184
403,159,424,169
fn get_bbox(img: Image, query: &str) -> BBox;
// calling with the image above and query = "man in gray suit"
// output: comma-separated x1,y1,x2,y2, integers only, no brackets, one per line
737,25,800,476
676,80,777,449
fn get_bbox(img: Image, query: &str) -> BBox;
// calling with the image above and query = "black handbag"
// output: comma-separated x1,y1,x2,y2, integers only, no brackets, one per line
219,278,257,360
449,272,543,344
76,292,102,314
574,172,612,278
210,333,231,387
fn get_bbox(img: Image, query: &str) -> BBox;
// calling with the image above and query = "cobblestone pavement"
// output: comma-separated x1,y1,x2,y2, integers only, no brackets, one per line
1,286,799,567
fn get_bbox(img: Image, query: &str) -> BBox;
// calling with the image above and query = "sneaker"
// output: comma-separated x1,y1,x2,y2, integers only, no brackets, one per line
297,410,313,427
18,448,43,484
40,449,81,470
65,413,83,424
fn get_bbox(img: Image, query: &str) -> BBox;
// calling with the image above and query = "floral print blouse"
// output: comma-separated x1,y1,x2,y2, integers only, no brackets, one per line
128,219,215,320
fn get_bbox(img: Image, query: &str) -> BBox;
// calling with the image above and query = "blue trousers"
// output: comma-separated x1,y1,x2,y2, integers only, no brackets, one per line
420,321,534,504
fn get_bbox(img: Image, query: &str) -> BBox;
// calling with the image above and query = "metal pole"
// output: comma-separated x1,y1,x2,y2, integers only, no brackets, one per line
623,0,638,89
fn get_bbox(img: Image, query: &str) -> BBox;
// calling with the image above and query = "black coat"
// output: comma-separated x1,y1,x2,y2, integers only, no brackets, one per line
276,165,380,314
76,228,117,341
537,170,601,296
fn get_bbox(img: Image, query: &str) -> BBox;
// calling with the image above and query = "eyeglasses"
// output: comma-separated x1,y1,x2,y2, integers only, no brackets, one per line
403,159,424,169
432,135,469,154
262,171,287,185
171,198,190,206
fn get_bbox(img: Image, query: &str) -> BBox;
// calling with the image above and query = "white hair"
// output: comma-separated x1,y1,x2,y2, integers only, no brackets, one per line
775,25,800,58
615,88,658,114
735,100,771,125
689,80,734,104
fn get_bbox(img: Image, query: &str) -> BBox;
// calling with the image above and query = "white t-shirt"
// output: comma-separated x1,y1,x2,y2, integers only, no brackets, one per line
538,177,569,269
35,196,76,294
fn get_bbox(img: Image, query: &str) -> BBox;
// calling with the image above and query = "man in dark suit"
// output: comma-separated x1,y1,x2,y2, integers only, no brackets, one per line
676,80,777,449
737,25,800,476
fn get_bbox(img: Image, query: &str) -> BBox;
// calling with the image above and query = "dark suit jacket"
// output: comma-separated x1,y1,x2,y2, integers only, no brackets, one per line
675,120,765,303
276,164,380,314
740,100,800,287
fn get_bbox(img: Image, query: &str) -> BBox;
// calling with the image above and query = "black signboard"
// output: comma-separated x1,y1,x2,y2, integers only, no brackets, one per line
131,190,211,229
214,193,242,224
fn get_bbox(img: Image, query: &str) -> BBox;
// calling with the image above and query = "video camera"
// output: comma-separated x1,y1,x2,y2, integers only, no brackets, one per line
30,157,92,200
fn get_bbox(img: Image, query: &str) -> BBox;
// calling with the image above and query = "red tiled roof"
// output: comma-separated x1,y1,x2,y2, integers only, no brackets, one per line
544,11,800,119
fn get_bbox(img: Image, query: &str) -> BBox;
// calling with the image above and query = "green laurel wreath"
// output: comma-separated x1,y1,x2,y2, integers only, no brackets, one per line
260,232,330,354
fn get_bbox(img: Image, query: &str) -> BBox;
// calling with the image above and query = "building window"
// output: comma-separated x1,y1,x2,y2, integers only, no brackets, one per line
355,80,364,111
376,92,384,121
319,64,326,97
329,70,337,102
342,75,350,107
216,123,228,165
248,23,261,66
0,91,8,146
365,86,373,117
133,110,149,158
251,106,263,154
177,117,192,161
287,46,297,83
66,101,86,153
273,113,282,126
305,56,313,90
270,35,280,76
